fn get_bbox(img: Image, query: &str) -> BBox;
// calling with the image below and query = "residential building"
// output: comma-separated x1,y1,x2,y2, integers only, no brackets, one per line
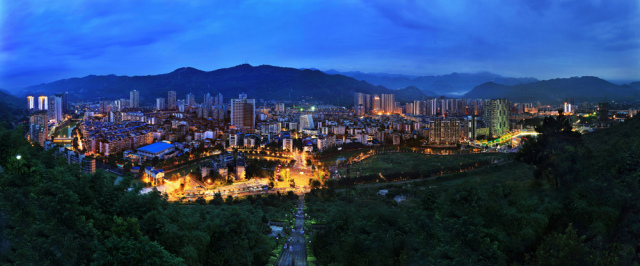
168,91,177,110
230,93,256,129
484,98,509,137
156,98,166,111
130,90,140,108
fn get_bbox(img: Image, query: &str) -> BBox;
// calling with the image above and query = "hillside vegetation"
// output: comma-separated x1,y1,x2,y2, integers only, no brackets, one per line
306,115,640,265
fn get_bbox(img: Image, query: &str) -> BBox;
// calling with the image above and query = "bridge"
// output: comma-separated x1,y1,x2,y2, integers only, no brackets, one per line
475,130,539,147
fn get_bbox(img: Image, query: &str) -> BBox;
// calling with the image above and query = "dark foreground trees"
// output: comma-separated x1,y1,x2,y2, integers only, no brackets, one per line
0,127,295,265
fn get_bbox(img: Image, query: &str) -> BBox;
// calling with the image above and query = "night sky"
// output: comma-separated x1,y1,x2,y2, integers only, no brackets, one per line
1,0,638,89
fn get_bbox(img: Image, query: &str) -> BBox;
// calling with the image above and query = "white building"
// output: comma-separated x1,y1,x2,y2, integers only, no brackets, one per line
300,114,314,130
283,138,293,151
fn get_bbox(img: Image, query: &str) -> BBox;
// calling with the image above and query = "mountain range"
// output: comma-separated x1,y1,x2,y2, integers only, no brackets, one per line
8,65,640,108
320,69,539,96
464,76,640,103
17,64,429,106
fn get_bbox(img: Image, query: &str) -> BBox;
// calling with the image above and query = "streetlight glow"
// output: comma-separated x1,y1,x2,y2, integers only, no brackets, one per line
16,155,21,160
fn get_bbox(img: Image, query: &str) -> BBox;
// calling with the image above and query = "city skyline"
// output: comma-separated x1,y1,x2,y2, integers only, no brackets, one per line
1,0,638,89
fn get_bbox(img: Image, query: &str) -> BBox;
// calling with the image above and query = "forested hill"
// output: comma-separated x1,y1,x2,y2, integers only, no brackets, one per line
464,76,640,103
0,89,26,128
20,64,428,106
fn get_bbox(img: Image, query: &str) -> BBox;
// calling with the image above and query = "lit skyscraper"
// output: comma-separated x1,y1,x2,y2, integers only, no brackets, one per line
130,90,139,108
38,96,48,110
381,94,395,114
168,91,177,110
373,95,381,112
27,96,35,110
484,98,509,137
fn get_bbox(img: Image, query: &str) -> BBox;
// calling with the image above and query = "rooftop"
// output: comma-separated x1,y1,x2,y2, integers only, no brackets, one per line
137,142,175,154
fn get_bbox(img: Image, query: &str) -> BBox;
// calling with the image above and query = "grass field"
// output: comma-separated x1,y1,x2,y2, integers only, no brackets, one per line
339,152,511,177
411,161,534,190
165,163,200,179
54,121,78,138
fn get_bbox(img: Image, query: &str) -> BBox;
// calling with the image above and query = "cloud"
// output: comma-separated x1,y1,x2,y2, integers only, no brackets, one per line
0,0,638,89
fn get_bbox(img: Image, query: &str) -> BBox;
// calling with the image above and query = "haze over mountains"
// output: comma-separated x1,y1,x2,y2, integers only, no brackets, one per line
320,69,539,96
464,77,640,103
11,64,640,106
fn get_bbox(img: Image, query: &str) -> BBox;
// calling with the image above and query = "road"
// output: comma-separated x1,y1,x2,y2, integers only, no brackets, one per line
276,195,307,266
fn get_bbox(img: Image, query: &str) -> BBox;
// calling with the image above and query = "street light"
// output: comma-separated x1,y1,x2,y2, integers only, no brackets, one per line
16,155,21,160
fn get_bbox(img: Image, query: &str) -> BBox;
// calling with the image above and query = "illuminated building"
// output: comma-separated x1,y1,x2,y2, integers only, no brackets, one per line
38,96,48,110
27,96,35,110
484,98,509,137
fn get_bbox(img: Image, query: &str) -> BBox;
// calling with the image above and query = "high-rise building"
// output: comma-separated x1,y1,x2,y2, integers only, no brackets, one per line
168,91,177,110
38,96,48,111
186,93,196,106
381,94,395,114
484,98,509,137
213,93,225,120
405,103,414,115
27,96,35,110
563,102,572,114
130,90,139,108
29,112,49,145
300,114,314,130
62,92,68,113
230,93,255,129
354,92,369,116
47,95,63,123
428,117,461,145
373,95,381,113
426,99,437,116
115,99,131,111
82,156,96,174
413,100,423,115
156,98,166,111
99,100,112,113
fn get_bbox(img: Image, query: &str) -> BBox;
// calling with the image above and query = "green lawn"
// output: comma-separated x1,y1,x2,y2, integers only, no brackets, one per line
339,152,511,177
165,163,201,179
410,161,534,190
321,148,370,164
54,121,78,138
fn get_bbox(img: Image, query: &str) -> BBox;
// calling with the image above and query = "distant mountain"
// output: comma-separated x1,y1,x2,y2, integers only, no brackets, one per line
320,70,538,96
464,76,640,103
20,64,428,107
627,81,640,90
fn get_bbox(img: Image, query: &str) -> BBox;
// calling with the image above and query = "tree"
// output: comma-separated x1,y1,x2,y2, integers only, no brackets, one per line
516,111,584,189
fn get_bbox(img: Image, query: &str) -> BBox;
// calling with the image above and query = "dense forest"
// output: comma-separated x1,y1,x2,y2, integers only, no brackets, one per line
306,115,640,265
0,126,298,265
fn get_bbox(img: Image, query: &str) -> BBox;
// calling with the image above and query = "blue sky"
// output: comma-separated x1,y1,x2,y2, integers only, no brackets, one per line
1,0,638,88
